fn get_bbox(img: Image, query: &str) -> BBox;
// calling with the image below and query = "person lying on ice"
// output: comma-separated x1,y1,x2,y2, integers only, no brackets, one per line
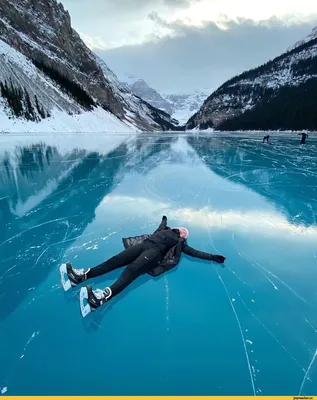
61,215,226,311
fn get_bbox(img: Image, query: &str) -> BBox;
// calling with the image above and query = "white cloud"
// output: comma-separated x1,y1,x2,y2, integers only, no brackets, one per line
61,0,317,92
62,0,317,49
99,18,317,92
171,0,317,27
100,195,317,240
77,32,109,50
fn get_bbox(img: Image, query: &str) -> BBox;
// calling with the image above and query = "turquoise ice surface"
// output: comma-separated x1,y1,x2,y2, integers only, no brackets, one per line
0,132,316,395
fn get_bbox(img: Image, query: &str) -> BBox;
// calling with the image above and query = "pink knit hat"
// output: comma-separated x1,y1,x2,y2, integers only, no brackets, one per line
177,227,189,238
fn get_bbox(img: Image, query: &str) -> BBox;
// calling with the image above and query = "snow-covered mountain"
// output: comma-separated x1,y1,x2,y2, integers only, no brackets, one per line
121,74,174,115
120,73,209,124
186,28,317,131
0,0,179,132
288,26,317,51
164,90,211,124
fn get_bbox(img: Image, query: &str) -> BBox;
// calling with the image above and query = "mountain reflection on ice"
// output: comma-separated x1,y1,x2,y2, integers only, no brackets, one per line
0,132,316,396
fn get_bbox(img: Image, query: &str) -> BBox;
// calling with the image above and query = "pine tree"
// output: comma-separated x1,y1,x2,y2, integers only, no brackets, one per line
34,94,41,115
32,59,96,110
34,95,47,119
0,82,5,97
24,88,36,121
5,79,23,117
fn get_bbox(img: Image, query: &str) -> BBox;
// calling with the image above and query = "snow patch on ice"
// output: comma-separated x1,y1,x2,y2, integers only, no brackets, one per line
85,245,98,250
1,387,7,394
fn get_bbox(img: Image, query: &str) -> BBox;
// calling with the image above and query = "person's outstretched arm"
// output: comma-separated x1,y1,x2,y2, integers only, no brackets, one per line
154,215,167,233
182,242,226,264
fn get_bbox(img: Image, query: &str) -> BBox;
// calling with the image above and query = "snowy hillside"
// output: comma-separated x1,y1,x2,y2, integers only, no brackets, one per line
0,39,81,118
187,30,317,131
0,0,179,132
0,39,136,133
0,106,138,133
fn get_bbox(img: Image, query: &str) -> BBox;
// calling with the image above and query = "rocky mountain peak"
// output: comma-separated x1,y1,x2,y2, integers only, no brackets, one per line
0,0,120,112
0,0,180,131
288,26,317,51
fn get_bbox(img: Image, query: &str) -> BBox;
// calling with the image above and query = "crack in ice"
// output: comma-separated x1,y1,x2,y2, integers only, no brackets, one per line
218,275,256,396
299,349,317,395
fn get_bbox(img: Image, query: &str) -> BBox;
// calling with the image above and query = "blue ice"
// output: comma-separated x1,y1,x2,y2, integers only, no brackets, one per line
0,132,316,395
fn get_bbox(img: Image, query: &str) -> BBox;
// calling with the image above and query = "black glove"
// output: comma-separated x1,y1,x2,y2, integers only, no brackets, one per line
162,215,167,220
212,255,226,264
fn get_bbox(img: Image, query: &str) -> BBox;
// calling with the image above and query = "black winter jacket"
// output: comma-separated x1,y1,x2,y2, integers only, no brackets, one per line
122,216,216,277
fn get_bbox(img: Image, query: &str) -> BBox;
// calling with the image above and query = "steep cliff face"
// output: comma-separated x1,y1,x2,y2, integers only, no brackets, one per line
95,57,181,131
0,0,121,113
122,75,174,115
0,38,82,120
186,28,317,131
0,0,179,131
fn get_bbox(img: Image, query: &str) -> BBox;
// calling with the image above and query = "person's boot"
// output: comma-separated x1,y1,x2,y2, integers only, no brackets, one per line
86,285,112,310
66,262,90,287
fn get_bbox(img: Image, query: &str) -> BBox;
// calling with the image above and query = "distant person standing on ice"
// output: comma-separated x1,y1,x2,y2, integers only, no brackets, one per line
263,135,270,143
60,216,226,317
298,132,308,145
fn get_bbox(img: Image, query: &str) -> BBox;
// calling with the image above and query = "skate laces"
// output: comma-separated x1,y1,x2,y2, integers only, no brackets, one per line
73,267,90,276
93,287,112,300
93,289,106,299
104,287,112,300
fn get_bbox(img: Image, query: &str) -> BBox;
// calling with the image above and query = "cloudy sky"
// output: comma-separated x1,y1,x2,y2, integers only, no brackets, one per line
61,0,317,93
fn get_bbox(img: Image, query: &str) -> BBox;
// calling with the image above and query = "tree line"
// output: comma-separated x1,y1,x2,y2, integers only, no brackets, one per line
0,79,48,121
218,78,317,131
32,59,96,110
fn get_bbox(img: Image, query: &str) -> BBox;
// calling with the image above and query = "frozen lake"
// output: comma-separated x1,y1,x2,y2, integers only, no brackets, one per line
0,132,316,396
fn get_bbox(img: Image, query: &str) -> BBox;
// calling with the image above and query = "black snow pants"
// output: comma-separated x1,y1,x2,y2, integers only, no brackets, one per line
86,240,164,297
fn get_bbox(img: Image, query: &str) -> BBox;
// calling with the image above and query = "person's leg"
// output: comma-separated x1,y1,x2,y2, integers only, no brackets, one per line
87,242,147,279
109,247,163,297
85,245,163,309
65,242,148,287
